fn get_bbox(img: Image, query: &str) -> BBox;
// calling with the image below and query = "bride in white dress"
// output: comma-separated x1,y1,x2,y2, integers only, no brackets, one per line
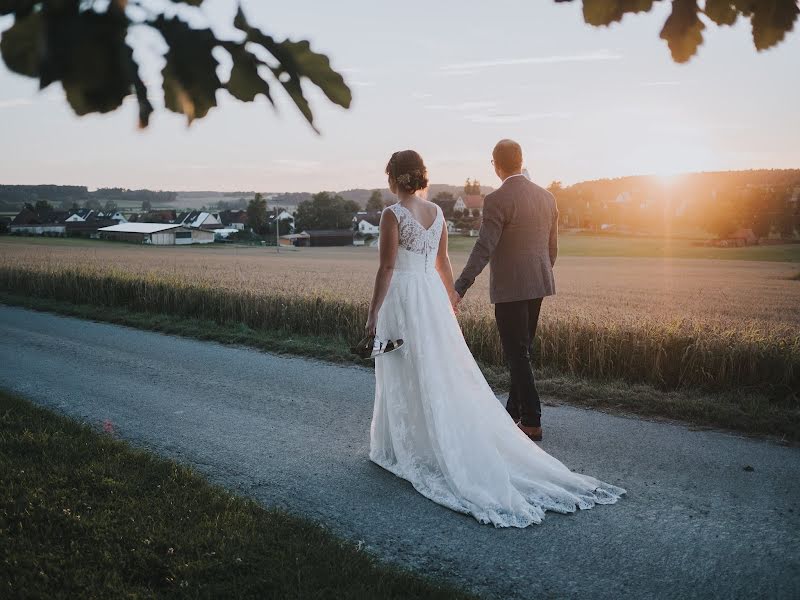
366,150,625,528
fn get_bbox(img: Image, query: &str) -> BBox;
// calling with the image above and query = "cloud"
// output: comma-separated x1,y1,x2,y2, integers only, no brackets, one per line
441,69,477,77
441,49,622,72
0,98,31,109
465,111,570,124
349,80,375,88
640,81,680,87
411,92,433,99
273,159,321,171
424,101,568,124
425,101,498,111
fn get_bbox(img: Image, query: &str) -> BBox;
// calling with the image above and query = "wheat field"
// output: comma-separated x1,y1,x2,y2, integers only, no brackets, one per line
1,238,797,331
1,237,797,399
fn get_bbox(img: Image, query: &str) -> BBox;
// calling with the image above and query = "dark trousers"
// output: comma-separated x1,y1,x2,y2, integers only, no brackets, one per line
494,298,543,427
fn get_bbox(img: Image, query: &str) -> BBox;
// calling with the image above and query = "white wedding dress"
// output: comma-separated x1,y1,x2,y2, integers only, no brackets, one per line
370,202,625,527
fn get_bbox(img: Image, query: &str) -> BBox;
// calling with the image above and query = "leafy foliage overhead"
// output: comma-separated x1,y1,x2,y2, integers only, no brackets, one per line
555,0,799,62
0,0,351,129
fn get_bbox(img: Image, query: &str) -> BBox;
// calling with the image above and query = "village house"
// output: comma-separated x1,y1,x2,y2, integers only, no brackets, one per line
292,229,354,247
280,232,310,246
98,223,215,245
218,209,248,230
98,210,128,223
64,208,95,222
268,210,295,232
129,209,177,224
352,211,381,236
176,211,224,230
454,194,484,216
9,207,68,235
9,206,116,237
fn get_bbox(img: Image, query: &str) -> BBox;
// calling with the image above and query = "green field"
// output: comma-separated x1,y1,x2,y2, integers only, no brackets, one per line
448,233,800,262
0,389,473,599
4,233,800,262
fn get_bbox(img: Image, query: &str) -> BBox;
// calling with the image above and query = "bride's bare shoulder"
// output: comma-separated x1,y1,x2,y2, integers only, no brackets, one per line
381,204,399,221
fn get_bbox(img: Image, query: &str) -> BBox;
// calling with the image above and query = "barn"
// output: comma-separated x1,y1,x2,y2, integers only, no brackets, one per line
98,223,215,245
304,229,355,247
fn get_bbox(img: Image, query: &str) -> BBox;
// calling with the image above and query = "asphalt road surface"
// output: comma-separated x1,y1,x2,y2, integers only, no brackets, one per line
1,305,798,599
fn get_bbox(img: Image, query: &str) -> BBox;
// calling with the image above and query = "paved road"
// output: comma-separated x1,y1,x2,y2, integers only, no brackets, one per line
1,305,798,599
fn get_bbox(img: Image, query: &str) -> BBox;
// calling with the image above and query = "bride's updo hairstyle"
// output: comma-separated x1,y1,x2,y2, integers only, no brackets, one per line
386,150,429,194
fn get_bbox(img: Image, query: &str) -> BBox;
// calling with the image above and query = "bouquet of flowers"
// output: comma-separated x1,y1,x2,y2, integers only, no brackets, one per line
350,335,404,359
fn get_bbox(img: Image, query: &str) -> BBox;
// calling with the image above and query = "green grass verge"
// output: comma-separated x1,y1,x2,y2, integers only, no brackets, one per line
0,389,475,599
1,293,797,443
4,233,800,261
448,234,800,262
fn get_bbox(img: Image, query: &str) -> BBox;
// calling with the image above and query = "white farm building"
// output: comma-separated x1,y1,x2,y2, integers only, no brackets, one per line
98,223,215,245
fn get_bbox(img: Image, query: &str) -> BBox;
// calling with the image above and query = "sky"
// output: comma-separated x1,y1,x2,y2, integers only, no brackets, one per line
0,0,798,193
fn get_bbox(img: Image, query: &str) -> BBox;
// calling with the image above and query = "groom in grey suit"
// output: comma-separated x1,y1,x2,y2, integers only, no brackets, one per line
454,139,559,441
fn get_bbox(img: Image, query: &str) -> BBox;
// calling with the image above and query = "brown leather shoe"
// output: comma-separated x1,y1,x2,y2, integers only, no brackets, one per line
518,423,542,441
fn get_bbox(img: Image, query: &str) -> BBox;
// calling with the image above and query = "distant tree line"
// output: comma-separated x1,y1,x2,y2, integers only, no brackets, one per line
215,197,249,212
295,192,359,231
0,184,177,213
0,185,88,212
547,169,800,240
92,188,177,204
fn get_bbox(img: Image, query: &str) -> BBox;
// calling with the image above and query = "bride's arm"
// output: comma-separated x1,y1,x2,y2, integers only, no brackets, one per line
366,210,399,335
435,225,460,308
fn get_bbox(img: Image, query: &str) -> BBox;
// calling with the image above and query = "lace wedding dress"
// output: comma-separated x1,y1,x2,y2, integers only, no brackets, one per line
370,202,625,527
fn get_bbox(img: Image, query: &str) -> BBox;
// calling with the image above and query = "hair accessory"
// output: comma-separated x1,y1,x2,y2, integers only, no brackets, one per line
395,173,412,184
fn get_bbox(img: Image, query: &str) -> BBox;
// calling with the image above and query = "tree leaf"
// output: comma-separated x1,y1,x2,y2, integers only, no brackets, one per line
580,0,658,26
0,10,41,77
123,42,153,129
659,0,705,63
271,39,352,110
39,11,132,115
704,0,738,26
226,45,273,104
0,0,35,17
233,7,350,131
750,0,799,50
554,0,798,62
153,16,221,124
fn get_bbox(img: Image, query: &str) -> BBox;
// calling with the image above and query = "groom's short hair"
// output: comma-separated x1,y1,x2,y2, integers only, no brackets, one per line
493,139,523,172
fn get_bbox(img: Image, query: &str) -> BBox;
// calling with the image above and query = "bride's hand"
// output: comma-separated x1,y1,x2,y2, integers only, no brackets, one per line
365,311,378,336
448,290,461,313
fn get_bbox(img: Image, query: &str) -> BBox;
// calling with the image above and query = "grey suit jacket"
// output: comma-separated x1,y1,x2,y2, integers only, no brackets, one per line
454,175,559,304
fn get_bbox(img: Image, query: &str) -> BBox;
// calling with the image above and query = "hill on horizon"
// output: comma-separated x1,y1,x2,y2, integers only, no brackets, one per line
3,169,797,213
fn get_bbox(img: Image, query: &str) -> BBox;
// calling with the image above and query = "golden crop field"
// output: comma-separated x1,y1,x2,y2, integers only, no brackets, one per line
1,236,798,333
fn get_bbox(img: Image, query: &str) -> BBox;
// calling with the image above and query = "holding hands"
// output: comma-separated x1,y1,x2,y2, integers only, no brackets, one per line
449,289,462,314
